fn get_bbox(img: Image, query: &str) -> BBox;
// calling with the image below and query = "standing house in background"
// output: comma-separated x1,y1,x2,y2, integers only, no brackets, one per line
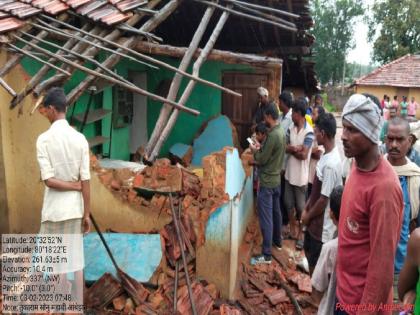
353,54,420,118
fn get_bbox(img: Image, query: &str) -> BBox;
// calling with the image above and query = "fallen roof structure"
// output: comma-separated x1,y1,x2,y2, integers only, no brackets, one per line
0,0,316,160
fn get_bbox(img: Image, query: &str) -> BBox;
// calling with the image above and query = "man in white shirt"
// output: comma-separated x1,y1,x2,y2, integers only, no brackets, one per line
302,113,342,274
284,99,314,248
36,87,91,275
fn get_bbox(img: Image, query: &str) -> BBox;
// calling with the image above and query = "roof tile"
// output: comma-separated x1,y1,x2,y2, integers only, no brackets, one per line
0,17,24,33
355,54,420,88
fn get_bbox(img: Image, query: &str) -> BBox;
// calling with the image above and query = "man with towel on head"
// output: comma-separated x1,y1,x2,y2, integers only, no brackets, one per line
252,87,270,126
335,94,404,315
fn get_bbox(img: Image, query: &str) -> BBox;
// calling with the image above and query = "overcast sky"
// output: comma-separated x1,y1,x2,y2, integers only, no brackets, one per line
347,17,373,65
346,0,375,65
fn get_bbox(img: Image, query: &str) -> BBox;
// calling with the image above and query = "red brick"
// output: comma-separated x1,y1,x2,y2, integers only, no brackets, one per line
265,289,288,305
297,275,312,293
112,295,127,311
110,179,122,191
123,298,134,314
133,174,144,188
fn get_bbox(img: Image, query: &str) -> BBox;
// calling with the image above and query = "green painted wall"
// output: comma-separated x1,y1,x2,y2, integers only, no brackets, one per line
115,56,252,158
20,50,252,160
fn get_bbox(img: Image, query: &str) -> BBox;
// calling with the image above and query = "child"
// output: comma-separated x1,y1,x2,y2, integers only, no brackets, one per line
254,122,268,146
251,122,268,192
311,185,343,315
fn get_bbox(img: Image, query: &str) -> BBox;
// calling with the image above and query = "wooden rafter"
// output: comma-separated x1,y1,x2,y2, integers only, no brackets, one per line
65,0,178,107
144,5,216,159
149,8,232,161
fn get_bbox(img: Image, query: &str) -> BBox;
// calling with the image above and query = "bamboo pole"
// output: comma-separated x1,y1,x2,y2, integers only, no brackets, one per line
144,5,216,160
7,43,71,76
10,24,93,108
30,27,109,98
6,47,76,59
222,0,300,19
17,30,134,94
193,0,297,32
10,0,162,110
149,9,230,160
10,34,199,116
65,0,179,107
0,77,16,97
117,24,163,42
34,17,240,97
33,20,158,70
0,16,65,78
232,2,296,27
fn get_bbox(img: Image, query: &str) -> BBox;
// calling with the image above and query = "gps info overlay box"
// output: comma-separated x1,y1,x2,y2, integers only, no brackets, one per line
2,234,84,313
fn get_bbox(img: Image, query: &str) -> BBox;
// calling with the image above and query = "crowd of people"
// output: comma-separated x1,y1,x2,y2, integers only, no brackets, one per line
248,87,420,315
382,94,418,120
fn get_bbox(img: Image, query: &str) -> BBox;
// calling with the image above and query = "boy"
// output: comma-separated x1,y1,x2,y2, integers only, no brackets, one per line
311,185,343,315
254,122,268,147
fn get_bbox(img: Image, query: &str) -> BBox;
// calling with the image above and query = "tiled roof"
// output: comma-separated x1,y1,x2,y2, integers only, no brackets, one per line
355,54,420,88
0,0,149,32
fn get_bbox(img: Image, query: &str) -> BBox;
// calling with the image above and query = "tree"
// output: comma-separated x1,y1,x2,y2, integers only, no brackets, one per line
311,0,363,84
368,0,420,64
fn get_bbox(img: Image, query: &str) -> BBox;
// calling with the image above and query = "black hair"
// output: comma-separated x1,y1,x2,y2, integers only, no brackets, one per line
394,95,398,100
43,87,67,112
279,91,293,109
315,94,322,101
330,185,343,220
388,116,410,135
292,98,307,117
263,102,279,120
362,93,382,115
315,112,336,138
255,122,268,134
314,105,325,117
297,96,309,107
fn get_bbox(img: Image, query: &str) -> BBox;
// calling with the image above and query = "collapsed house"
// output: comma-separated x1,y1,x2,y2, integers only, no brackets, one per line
0,0,318,312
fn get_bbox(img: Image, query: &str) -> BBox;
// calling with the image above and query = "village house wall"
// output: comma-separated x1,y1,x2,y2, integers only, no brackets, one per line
356,85,420,118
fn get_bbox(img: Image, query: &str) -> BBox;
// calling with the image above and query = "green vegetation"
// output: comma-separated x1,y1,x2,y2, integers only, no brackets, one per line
368,0,420,64
322,94,337,112
311,0,364,84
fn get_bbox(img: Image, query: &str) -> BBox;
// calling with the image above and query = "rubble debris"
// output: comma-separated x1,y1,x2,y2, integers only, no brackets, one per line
170,143,193,166
235,239,316,315
85,273,124,309
87,147,316,314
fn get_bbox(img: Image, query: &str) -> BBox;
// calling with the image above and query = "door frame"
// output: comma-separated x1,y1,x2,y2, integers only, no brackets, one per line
222,67,282,102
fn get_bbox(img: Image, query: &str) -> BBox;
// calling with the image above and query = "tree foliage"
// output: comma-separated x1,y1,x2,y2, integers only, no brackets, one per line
311,0,363,84
368,0,420,64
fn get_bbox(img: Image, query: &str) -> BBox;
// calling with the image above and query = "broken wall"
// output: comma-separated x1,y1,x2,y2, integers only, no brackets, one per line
0,51,171,233
196,148,254,299
0,51,47,233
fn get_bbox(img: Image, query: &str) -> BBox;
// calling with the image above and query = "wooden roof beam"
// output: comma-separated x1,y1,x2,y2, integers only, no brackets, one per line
135,42,283,68
66,0,178,107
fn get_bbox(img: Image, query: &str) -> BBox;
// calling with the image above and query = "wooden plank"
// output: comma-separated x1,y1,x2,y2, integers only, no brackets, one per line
136,41,282,68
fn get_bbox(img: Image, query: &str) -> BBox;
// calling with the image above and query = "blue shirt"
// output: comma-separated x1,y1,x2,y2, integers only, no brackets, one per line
395,176,411,274
408,148,420,168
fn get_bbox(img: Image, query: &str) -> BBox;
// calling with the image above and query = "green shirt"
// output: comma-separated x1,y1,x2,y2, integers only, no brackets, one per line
254,124,285,188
